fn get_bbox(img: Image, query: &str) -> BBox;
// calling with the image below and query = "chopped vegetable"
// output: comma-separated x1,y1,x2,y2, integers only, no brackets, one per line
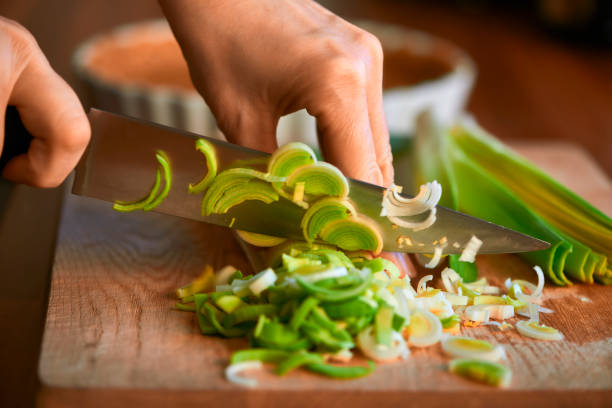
225,361,262,388
176,265,215,299
424,245,445,269
458,235,483,263
301,198,356,242
236,230,287,247
381,181,440,231
201,168,283,216
319,216,383,254
249,268,277,296
267,142,317,201
286,162,349,198
407,309,443,347
357,327,409,362
188,138,217,194
449,358,512,387
442,336,505,362
113,150,171,212
516,320,563,341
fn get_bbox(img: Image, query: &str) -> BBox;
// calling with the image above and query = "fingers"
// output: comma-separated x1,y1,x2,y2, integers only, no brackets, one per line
0,19,90,188
360,31,394,187
305,27,393,187
215,105,279,154
307,57,383,185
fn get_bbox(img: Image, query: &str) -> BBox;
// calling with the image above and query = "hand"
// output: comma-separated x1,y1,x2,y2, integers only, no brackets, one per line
160,0,393,186
0,17,90,187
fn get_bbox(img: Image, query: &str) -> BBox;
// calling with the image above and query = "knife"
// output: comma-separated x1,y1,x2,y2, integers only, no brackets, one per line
2,107,549,254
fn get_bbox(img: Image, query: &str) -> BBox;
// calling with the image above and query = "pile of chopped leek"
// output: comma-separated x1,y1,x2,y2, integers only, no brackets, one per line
413,113,612,285
175,243,562,387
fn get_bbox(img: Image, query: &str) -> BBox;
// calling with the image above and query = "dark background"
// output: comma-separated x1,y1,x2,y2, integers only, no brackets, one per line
0,0,610,407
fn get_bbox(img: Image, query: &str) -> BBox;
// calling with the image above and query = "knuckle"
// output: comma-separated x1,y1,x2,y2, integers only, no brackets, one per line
1,18,37,55
321,56,365,89
56,109,91,153
356,30,384,63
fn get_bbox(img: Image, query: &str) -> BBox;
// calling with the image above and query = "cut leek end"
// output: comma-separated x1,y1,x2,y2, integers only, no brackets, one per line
449,358,512,388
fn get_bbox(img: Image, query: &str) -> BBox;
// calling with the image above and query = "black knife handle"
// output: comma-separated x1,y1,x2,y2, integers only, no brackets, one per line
0,106,34,172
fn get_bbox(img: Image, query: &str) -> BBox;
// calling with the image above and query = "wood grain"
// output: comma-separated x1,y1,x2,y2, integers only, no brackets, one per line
37,143,612,407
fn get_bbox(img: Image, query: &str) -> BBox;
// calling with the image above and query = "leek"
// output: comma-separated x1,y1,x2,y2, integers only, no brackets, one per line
414,113,612,285
188,138,217,194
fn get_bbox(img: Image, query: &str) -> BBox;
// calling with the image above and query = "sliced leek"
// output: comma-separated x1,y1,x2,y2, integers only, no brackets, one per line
236,230,287,247
516,320,563,341
407,309,443,347
201,168,284,216
300,198,356,242
188,138,217,194
449,358,512,388
319,216,383,254
113,150,171,212
442,336,505,362
285,162,349,198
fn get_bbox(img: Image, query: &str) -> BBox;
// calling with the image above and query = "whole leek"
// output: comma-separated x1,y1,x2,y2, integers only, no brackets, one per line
413,113,611,285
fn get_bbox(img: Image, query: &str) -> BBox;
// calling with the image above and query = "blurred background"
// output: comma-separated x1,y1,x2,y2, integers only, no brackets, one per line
1,0,611,175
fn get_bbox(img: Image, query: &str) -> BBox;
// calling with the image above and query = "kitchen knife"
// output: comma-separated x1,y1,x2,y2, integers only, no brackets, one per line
70,108,548,254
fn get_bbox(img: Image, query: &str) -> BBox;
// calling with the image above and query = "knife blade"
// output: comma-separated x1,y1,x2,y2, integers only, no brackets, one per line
73,108,549,254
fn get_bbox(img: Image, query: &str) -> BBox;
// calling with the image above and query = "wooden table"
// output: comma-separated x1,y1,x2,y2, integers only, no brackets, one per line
36,142,612,407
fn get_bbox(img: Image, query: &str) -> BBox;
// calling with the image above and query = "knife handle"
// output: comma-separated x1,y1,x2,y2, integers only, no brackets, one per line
0,106,34,172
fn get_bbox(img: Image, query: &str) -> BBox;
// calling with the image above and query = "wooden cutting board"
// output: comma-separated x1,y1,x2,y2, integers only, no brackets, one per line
37,142,612,407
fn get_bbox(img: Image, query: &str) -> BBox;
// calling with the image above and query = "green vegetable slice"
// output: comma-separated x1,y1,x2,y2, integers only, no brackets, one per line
276,352,324,376
439,314,461,329
289,297,320,331
301,197,356,242
201,168,284,215
296,269,373,303
319,216,383,254
305,361,376,379
222,304,278,328
230,349,290,364
194,294,217,335
449,358,512,388
113,150,171,212
212,180,279,214
374,305,393,347
188,138,217,194
236,230,287,247
267,142,317,200
286,162,349,198
144,151,172,211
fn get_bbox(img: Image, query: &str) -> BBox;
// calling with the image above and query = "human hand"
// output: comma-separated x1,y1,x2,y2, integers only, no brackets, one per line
0,17,90,187
160,0,393,187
